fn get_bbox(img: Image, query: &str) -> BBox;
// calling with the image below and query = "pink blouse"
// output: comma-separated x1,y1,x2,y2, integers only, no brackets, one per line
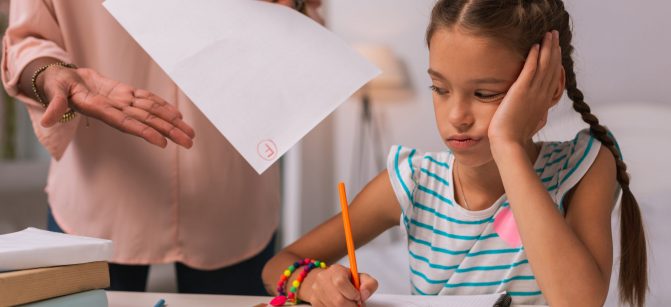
1,0,280,269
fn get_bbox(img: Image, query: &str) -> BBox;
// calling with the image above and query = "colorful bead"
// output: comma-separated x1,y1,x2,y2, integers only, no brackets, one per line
269,296,287,306
269,258,328,306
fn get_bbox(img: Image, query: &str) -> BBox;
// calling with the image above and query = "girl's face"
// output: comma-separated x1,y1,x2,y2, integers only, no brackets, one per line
428,27,525,167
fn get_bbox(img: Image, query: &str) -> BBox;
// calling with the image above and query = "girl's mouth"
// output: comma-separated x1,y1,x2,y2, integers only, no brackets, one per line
446,137,480,150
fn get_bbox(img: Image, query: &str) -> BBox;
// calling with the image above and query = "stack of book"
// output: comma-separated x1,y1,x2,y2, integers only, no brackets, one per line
0,228,113,306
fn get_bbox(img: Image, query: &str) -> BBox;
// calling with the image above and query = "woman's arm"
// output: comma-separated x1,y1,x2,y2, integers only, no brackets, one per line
492,142,616,306
262,171,402,305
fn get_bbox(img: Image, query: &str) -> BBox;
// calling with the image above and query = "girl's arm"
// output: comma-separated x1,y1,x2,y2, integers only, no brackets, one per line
262,171,402,305
488,31,617,307
492,142,616,307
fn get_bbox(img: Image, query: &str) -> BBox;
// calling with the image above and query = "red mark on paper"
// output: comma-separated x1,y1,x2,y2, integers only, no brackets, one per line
257,140,277,161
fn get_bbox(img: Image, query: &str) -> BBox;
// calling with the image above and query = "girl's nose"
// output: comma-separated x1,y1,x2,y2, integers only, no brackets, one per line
447,99,474,132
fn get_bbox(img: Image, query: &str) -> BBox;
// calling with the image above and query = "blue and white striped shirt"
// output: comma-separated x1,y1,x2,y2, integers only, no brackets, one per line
386,129,605,305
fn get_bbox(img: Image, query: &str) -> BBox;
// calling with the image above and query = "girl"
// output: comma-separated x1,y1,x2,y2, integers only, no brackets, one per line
262,0,647,306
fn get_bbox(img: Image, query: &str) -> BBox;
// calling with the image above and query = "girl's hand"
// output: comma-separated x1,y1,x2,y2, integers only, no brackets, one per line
306,264,378,307
488,30,563,147
38,66,195,149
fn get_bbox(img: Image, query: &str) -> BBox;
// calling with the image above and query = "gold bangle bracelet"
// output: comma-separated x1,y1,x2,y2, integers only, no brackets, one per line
31,62,78,123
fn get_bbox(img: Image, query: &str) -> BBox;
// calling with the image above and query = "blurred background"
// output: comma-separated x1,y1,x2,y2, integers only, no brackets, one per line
1,0,669,305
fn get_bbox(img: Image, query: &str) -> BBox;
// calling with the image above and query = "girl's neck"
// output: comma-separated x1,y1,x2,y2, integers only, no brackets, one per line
455,140,541,211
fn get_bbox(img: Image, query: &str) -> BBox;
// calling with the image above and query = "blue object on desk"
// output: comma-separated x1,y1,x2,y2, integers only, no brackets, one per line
154,298,166,307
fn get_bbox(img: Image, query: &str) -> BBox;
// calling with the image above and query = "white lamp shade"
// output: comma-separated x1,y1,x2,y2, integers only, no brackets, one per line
352,44,413,102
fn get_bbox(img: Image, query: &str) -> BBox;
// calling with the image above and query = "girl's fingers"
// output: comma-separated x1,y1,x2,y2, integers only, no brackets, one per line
542,31,560,91
517,43,540,89
330,266,361,302
323,281,358,307
535,31,555,88
547,35,563,95
359,273,379,301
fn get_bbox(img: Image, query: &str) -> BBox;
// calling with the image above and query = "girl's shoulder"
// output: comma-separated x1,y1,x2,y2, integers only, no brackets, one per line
540,128,611,172
538,128,619,211
386,145,454,227
387,145,453,179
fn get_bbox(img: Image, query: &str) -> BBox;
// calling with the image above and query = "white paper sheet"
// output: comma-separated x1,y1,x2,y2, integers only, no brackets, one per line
0,228,112,272
288,293,509,307
103,0,380,174
365,293,508,307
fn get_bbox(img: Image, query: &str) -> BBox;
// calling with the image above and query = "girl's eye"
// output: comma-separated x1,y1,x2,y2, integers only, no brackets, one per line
475,91,505,101
429,85,448,95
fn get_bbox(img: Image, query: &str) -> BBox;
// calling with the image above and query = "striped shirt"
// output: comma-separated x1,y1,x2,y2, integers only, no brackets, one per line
386,129,606,305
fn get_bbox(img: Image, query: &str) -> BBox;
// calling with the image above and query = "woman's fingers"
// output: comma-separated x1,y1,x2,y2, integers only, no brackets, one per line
266,0,294,6
132,94,195,139
103,106,168,148
69,90,167,147
71,89,195,148
39,66,195,149
123,106,193,148
131,97,195,138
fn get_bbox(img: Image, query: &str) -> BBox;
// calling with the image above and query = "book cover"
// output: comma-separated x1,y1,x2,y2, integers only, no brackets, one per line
18,289,108,307
0,228,112,272
0,261,109,307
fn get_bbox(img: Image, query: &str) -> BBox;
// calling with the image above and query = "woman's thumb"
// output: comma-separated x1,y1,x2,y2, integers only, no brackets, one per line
40,92,70,127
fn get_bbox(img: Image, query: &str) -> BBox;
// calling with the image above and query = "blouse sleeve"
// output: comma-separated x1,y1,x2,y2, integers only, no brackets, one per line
2,0,80,160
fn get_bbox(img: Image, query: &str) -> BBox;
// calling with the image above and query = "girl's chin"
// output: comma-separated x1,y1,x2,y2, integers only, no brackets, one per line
450,151,495,168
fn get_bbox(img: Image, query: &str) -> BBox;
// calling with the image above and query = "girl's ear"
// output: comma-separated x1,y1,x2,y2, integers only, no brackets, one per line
551,66,566,107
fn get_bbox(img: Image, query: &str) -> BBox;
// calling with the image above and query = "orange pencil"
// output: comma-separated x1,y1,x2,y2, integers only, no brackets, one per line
338,182,360,290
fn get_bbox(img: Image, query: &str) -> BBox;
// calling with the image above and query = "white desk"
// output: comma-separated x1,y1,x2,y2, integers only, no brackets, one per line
106,291,544,307
106,291,306,307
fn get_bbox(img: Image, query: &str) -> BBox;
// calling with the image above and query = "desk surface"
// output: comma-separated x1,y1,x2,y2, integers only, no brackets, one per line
106,291,544,307
106,291,302,307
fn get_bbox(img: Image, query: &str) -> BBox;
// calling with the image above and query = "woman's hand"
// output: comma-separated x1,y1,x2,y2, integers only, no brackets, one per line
488,30,563,147
37,65,195,149
305,264,378,307
268,0,324,24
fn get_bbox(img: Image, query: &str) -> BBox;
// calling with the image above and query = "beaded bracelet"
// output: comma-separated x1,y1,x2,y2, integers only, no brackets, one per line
31,62,78,123
269,258,327,306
